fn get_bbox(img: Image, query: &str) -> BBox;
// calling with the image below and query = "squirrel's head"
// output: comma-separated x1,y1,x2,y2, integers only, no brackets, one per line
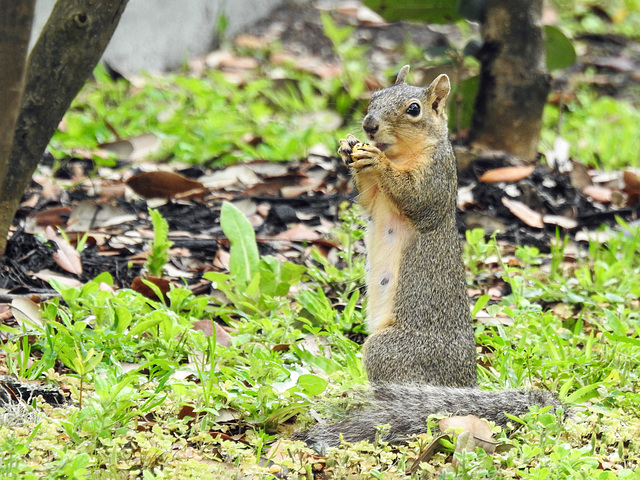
362,65,450,162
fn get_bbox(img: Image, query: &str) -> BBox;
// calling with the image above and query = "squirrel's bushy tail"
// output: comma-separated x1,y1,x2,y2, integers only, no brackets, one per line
301,384,562,449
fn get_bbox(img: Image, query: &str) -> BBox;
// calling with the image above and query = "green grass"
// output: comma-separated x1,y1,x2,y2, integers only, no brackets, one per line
542,89,640,169
3,212,640,477
552,0,640,38
50,64,359,166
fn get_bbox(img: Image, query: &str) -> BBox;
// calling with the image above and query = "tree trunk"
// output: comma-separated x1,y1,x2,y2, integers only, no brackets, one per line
0,1,36,254
0,0,129,256
467,0,550,162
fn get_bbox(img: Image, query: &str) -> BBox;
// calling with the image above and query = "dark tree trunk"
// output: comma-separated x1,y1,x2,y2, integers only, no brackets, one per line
0,1,36,254
468,0,550,162
0,0,129,255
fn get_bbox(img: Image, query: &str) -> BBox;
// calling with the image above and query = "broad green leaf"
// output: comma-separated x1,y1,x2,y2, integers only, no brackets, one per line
365,0,461,23
545,25,576,71
565,383,602,403
85,350,105,372
114,306,133,335
503,413,526,426
296,288,335,324
93,271,114,285
127,314,163,338
297,374,328,396
147,208,173,277
471,294,490,318
109,374,138,399
604,332,640,347
259,256,306,297
220,201,260,286
140,278,167,306
559,378,574,400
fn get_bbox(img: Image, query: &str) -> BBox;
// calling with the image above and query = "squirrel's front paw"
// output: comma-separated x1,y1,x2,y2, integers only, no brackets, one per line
349,143,383,171
338,134,361,165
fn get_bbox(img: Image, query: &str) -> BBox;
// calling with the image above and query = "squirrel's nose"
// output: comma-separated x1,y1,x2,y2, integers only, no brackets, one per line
363,115,379,136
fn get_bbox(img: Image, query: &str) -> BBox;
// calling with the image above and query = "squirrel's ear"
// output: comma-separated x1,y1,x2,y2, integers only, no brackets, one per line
395,65,410,84
426,74,450,114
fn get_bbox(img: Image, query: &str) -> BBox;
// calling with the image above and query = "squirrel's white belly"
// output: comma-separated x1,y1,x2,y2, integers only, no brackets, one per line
365,208,414,334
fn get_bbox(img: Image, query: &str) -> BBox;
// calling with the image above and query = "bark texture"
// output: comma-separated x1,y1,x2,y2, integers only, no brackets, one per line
468,0,550,162
0,1,36,254
0,0,129,255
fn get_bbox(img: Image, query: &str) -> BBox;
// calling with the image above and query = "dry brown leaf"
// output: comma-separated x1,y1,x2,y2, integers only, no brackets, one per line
440,414,493,438
569,161,593,189
281,172,327,197
11,297,45,330
66,201,137,232
192,319,232,347
205,49,259,70
478,165,535,183
97,181,127,202
45,226,83,275
623,170,640,205
264,440,292,465
33,269,84,287
501,198,544,228
246,161,289,177
271,343,291,352
582,185,613,203
274,223,321,242
461,212,506,233
299,333,331,357
440,415,498,455
449,430,497,468
199,165,261,190
24,206,72,234
32,173,63,201
100,133,160,161
587,55,635,72
271,52,342,79
355,5,387,25
575,229,615,243
126,171,205,200
542,215,578,230
131,276,171,302
243,176,302,196
234,33,270,50
20,194,40,209
474,310,514,326
213,248,230,270
0,305,13,322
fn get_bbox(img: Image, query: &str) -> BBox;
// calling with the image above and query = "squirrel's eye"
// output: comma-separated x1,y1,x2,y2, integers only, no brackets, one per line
406,103,421,117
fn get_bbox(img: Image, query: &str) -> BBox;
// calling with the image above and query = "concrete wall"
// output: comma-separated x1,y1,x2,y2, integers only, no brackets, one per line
31,0,287,75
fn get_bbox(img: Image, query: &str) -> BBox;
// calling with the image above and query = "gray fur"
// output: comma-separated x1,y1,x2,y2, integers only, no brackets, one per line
361,78,477,387
301,384,563,448
362,142,476,387
300,70,564,449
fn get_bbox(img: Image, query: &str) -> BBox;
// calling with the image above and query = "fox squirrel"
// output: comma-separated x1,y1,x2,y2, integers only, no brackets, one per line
302,65,561,447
